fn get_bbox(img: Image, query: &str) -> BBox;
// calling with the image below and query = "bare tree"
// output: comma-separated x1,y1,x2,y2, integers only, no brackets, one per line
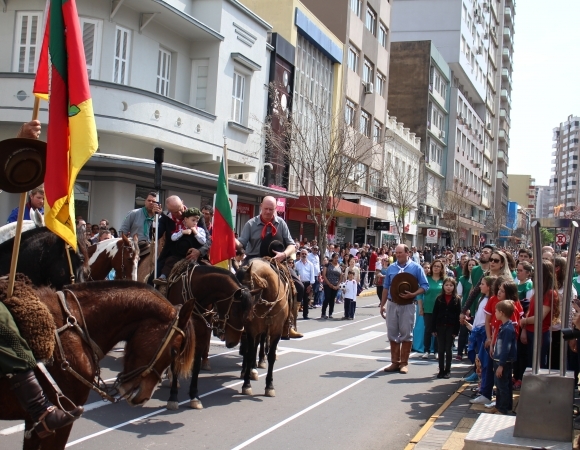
441,181,470,248
486,202,507,243
264,85,388,252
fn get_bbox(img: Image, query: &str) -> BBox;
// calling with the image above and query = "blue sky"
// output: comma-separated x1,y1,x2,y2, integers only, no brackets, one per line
508,0,580,186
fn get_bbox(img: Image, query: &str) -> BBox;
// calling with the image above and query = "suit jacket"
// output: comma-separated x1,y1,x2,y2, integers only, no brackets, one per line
157,213,211,263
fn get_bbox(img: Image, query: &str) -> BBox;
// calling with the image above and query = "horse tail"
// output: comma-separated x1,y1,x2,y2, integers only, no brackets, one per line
173,317,195,378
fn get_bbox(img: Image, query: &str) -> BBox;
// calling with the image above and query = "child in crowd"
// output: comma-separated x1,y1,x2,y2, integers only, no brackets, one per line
154,208,206,284
432,277,462,379
466,276,496,368
492,300,517,415
343,270,358,320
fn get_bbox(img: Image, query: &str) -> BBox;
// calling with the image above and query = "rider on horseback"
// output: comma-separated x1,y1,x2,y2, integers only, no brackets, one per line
236,196,303,339
0,121,83,439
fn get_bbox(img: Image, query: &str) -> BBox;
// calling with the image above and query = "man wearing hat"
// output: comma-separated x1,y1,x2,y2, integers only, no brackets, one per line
237,196,302,338
380,244,429,374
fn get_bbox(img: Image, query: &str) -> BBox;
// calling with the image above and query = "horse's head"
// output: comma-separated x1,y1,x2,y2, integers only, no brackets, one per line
214,285,254,348
118,292,196,406
116,234,140,281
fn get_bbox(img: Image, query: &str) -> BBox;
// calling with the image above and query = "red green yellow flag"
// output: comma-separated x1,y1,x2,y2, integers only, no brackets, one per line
210,158,236,268
33,0,98,250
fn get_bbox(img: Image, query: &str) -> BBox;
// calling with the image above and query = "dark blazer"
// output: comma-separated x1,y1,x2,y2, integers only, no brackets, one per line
157,213,211,267
432,294,462,336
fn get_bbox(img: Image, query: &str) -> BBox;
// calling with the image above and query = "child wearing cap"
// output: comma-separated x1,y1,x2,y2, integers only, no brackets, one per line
154,207,206,284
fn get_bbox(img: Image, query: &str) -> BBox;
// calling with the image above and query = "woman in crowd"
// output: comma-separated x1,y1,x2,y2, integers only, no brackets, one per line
505,252,517,279
456,258,479,360
321,253,342,319
520,260,558,369
419,259,445,358
358,250,369,289
551,256,575,370
513,261,534,389
345,256,361,287
109,227,119,238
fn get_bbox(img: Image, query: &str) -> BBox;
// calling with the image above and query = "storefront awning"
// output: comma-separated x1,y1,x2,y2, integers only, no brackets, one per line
287,196,371,218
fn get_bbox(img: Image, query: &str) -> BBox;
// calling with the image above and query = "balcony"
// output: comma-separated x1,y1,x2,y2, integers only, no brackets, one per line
504,7,513,25
498,129,510,145
502,48,513,66
501,89,511,106
500,108,510,126
501,68,512,82
498,150,508,165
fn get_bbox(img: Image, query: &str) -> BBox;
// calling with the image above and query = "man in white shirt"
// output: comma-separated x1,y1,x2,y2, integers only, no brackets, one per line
349,243,360,257
295,250,316,319
307,246,321,307
411,246,420,264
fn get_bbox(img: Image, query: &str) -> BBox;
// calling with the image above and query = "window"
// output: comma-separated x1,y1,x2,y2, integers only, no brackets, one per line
370,169,381,195
373,120,382,144
355,163,368,190
348,46,359,72
379,23,388,48
13,11,43,73
363,59,373,83
365,6,377,36
231,72,245,123
345,99,356,127
191,60,209,110
156,48,171,96
430,141,442,165
350,0,362,17
360,110,371,137
431,106,444,131
375,71,385,96
431,67,447,100
113,26,131,84
80,18,102,79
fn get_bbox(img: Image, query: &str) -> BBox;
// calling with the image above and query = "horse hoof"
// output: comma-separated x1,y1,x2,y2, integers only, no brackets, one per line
265,388,276,397
166,401,179,410
242,387,252,395
258,361,266,369
250,369,259,381
190,399,203,410
201,360,211,371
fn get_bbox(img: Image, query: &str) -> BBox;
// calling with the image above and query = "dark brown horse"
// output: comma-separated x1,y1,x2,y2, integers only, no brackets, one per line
0,281,196,449
86,234,140,281
164,263,254,410
236,259,292,397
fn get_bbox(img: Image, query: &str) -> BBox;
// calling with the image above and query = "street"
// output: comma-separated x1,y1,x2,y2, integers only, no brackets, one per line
0,294,470,449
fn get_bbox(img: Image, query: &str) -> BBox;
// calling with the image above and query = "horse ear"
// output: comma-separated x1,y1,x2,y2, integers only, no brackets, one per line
177,300,195,331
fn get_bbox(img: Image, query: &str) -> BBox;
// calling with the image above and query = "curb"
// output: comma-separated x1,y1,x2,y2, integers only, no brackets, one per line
404,382,469,450
358,288,378,298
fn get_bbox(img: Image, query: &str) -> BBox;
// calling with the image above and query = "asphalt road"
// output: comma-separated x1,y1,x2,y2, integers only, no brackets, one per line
1,293,470,449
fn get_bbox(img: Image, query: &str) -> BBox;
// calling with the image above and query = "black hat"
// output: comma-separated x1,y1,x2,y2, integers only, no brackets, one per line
0,138,46,193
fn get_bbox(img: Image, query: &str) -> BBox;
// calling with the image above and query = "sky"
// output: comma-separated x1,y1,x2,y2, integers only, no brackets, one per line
508,1,580,186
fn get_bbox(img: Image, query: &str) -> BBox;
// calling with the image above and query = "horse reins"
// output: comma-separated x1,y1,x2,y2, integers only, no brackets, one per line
249,260,290,321
52,289,186,403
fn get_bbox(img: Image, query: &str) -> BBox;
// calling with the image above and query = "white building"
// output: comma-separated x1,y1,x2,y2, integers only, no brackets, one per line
0,0,285,231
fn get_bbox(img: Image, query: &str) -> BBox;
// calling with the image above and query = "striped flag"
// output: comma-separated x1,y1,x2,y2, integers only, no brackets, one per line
209,158,236,268
33,0,98,250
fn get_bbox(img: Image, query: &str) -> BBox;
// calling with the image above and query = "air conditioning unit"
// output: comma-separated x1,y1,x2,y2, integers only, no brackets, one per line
486,123,492,130
237,173,251,181
419,204,426,213
364,82,374,94
474,163,481,168
434,216,439,226
426,206,434,215
440,130,446,139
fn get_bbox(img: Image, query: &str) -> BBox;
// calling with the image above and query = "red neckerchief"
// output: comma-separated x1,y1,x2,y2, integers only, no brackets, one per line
169,211,184,231
260,215,277,239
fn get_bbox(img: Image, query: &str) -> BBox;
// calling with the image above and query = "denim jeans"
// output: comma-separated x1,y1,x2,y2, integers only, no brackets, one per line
493,361,513,413
468,326,487,364
312,279,321,306
478,340,494,400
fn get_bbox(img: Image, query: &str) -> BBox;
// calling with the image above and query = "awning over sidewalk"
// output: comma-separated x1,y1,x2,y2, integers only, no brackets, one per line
287,196,371,218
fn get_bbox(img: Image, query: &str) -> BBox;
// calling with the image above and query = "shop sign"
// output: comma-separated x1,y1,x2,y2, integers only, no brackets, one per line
236,202,253,216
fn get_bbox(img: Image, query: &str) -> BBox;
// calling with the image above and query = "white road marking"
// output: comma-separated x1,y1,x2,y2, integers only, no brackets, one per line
299,328,339,340
65,332,388,447
231,366,386,450
360,321,384,330
335,314,381,328
332,331,387,346
278,347,390,362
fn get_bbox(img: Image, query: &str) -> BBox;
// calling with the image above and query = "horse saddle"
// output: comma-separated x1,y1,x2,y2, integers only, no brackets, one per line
138,241,151,258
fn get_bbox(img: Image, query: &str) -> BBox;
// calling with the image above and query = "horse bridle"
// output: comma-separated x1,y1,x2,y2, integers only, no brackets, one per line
53,289,186,403
248,259,290,320
118,242,136,280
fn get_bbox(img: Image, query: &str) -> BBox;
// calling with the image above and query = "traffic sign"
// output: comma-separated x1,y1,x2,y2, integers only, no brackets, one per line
556,233,566,245
480,236,485,243
426,228,438,244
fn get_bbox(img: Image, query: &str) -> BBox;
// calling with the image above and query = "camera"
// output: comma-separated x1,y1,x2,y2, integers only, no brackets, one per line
562,328,580,341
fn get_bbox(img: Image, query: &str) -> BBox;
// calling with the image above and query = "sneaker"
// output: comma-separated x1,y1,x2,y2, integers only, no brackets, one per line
485,401,496,409
454,354,463,361
434,353,438,359
464,372,479,383
328,315,333,319
348,317,354,320
470,395,491,404
436,371,445,379
421,352,429,359
443,372,451,379
513,380,522,391
341,317,348,320
320,315,328,319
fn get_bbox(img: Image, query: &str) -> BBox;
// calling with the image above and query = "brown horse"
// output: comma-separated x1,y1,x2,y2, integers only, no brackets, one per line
236,258,292,397
0,281,196,449
164,262,254,410
86,234,140,281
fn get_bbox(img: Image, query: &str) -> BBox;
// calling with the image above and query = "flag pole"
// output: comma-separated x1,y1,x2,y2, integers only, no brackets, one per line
7,98,42,298
223,135,231,272
153,147,164,281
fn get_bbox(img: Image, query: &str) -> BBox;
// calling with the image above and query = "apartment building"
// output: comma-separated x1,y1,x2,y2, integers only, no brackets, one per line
387,40,450,247
548,115,580,217
535,185,550,219
0,0,280,231
391,0,516,247
508,174,536,213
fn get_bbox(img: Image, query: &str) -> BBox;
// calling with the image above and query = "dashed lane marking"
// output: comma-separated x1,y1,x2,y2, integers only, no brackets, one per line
360,321,384,330
332,331,387,346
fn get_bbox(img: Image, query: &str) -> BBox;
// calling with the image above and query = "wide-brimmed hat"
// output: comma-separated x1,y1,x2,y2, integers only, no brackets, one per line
260,238,285,258
0,138,46,193
390,272,419,305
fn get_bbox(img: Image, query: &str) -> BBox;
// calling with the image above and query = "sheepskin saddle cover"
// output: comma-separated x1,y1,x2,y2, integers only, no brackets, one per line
0,274,55,360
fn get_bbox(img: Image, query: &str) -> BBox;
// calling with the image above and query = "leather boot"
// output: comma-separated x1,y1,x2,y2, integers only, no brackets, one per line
288,327,303,339
384,341,400,372
399,341,413,374
9,370,84,439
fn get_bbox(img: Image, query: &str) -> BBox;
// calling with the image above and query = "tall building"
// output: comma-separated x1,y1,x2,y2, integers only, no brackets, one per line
535,185,550,218
390,0,516,247
548,115,580,217
508,174,536,213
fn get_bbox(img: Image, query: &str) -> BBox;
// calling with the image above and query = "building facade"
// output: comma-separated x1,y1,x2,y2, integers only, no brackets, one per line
535,185,550,218
548,115,580,217
508,174,536,213
0,0,286,231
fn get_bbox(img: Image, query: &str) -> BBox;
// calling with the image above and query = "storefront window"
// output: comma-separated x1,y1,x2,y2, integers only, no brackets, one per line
135,186,163,209
74,180,90,222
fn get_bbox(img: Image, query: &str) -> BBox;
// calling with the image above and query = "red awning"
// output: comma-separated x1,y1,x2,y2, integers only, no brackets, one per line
287,196,371,218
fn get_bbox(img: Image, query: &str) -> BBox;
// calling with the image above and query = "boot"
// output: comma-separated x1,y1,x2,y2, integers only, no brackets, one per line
288,327,303,339
9,370,84,439
384,341,400,372
399,341,413,374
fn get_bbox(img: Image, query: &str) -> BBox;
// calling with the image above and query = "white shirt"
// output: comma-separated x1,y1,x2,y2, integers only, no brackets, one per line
307,252,321,276
473,296,489,328
344,279,358,300
294,258,315,284
412,251,420,264
349,247,359,257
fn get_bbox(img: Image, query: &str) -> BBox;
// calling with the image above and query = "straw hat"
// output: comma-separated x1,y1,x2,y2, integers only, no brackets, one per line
390,272,419,305
0,138,46,193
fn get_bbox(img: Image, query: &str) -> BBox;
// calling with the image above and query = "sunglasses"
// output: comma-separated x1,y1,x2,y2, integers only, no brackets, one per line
490,257,502,263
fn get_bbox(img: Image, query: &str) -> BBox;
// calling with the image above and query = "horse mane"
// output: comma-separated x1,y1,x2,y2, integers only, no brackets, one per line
172,309,195,378
0,226,55,252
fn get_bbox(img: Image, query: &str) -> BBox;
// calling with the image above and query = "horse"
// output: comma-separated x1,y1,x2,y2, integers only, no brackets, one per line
236,258,293,397
0,209,44,245
0,280,196,450
164,262,255,410
86,234,140,281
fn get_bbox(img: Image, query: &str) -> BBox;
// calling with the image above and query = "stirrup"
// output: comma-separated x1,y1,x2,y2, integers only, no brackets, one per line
26,407,57,439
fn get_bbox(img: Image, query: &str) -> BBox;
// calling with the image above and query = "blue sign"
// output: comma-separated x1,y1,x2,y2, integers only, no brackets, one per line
507,201,518,230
